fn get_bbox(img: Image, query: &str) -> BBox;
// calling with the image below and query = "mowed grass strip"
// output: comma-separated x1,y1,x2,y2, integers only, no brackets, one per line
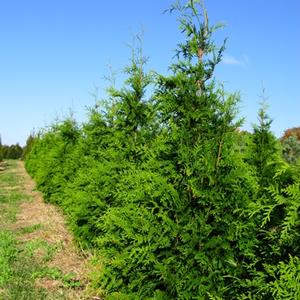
0,161,85,299
0,160,48,299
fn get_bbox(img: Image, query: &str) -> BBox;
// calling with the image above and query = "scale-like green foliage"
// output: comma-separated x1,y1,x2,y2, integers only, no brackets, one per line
25,117,80,203
24,1,299,298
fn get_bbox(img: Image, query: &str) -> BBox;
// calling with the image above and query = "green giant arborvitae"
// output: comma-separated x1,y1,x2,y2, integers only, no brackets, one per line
60,43,155,245
248,101,282,188
97,1,258,298
244,103,300,299
25,117,80,203
24,1,299,298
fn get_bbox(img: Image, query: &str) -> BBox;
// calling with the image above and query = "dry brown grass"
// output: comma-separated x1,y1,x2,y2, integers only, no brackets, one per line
13,161,93,299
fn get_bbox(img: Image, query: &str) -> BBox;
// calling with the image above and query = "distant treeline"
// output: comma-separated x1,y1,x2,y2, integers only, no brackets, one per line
0,142,23,160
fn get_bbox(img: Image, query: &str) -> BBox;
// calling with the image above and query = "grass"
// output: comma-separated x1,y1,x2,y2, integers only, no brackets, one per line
0,160,85,299
0,230,48,300
23,238,63,263
19,223,44,234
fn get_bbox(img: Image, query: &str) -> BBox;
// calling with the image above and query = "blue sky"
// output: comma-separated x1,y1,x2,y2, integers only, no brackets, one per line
0,0,299,146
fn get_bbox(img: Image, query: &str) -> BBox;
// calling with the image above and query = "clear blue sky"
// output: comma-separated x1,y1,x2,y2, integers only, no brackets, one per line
1,0,299,146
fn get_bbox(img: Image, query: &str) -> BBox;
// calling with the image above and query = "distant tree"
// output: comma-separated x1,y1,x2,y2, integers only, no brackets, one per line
0,143,23,160
282,135,300,164
7,144,23,159
1,145,9,159
281,126,300,141
22,133,36,160
248,101,281,187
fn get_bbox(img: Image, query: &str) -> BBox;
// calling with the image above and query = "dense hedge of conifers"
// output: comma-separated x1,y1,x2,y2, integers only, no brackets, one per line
24,2,300,299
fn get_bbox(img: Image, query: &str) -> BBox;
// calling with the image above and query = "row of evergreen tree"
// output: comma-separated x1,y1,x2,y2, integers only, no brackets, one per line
24,1,299,299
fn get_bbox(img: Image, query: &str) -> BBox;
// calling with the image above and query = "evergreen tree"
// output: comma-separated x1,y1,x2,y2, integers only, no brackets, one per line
248,100,281,188
60,40,155,245
25,117,80,202
281,135,300,164
96,1,257,298
22,133,36,160
244,102,300,299
23,1,300,298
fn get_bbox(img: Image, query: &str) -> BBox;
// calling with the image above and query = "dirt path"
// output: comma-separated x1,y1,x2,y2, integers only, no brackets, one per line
0,161,96,299
15,161,88,281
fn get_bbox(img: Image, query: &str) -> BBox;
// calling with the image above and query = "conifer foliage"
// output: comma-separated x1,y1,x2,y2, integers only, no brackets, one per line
25,1,299,298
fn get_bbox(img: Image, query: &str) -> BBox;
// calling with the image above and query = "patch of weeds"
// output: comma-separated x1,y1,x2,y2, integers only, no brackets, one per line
4,286,47,300
3,160,18,168
33,267,82,289
0,190,29,227
61,272,82,288
0,230,48,300
0,192,25,225
23,239,63,263
0,204,19,225
0,191,29,204
0,173,19,188
0,235,70,300
0,231,17,286
0,161,22,193
0,193,9,204
0,163,29,224
5,261,48,300
32,266,62,281
0,235,78,300
19,223,44,234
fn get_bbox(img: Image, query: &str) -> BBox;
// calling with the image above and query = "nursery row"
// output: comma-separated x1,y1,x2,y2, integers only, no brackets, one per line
24,2,299,299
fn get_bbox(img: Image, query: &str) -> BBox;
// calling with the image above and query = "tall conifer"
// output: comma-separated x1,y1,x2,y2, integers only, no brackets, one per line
97,1,257,298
